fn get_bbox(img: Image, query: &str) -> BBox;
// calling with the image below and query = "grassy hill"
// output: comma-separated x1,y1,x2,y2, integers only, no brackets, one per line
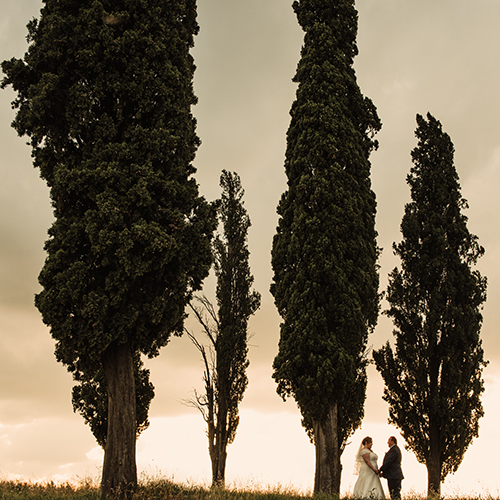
0,477,491,500
0,478,316,500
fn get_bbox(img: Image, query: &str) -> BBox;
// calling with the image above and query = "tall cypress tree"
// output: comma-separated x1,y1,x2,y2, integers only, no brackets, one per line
270,0,381,494
373,113,487,496
187,170,261,488
1,0,215,496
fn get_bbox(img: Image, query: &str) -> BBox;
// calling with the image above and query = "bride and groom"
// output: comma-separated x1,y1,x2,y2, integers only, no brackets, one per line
353,436,404,500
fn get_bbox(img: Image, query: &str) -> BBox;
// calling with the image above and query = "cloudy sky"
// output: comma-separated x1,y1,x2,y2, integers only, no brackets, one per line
1,0,500,496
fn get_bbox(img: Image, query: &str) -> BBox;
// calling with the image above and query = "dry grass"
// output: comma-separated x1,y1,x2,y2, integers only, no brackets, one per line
0,477,497,500
0,478,306,500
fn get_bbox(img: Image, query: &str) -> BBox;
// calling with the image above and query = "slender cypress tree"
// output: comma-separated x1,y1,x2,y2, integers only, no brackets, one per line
270,0,381,494
187,170,261,487
1,0,215,496
373,113,487,496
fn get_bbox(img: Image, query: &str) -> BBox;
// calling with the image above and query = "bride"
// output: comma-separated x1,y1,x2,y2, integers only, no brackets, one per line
353,436,385,499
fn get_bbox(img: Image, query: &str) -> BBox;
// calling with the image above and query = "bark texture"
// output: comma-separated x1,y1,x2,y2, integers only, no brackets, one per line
208,391,229,487
209,430,227,488
101,342,137,499
313,401,341,494
427,422,442,496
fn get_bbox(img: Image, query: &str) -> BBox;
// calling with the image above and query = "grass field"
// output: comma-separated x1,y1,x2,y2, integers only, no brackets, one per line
0,477,495,500
0,477,314,500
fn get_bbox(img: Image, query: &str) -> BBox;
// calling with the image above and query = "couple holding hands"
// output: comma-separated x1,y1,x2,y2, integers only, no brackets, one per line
353,436,404,500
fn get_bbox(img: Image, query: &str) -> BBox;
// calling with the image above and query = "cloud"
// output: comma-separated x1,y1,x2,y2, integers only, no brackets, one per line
0,416,99,481
0,306,76,424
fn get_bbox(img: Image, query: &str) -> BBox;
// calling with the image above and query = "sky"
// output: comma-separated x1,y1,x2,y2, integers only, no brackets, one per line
1,0,500,497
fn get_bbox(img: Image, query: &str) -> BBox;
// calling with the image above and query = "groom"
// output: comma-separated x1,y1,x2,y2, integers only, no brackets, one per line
379,436,404,500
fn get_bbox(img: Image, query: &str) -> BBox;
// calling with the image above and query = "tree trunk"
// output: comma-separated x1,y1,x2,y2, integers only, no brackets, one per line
427,360,441,498
427,422,441,497
209,437,227,488
426,461,441,497
101,341,137,499
313,400,341,495
209,409,228,488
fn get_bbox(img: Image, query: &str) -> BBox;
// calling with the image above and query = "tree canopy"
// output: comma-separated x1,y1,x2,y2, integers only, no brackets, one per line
374,113,487,496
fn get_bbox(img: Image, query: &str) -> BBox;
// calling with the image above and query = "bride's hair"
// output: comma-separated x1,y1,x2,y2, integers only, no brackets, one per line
354,436,372,475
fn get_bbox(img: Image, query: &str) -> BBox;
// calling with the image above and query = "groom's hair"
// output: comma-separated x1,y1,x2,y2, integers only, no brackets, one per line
389,436,397,445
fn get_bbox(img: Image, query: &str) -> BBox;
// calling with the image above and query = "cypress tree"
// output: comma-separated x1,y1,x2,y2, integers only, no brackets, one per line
270,0,381,493
187,170,261,487
1,0,215,496
373,113,487,496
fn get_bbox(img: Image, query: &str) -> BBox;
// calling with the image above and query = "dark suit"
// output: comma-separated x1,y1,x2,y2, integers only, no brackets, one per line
379,445,404,500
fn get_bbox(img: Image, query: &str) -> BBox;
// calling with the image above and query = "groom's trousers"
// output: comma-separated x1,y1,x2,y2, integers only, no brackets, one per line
387,479,402,500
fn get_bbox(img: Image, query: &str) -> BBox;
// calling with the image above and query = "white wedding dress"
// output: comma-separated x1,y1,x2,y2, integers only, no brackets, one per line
353,448,385,499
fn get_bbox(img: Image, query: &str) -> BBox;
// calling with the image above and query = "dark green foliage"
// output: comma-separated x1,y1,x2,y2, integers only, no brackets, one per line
213,170,261,446
373,113,487,493
72,353,154,448
2,0,213,399
271,0,380,444
2,0,215,493
2,0,213,377
188,171,261,487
